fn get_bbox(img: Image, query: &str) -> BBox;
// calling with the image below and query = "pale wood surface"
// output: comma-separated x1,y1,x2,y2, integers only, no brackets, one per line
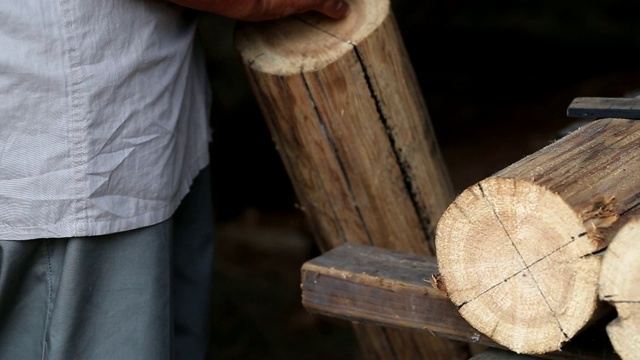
436,118,640,354
599,217,640,360
234,0,464,358
301,243,619,360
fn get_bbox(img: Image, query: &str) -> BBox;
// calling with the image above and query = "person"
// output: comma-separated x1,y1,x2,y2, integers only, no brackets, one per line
0,0,349,359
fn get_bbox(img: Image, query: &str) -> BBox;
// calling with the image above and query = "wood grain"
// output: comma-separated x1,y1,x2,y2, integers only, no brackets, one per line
567,97,640,119
234,0,464,358
301,243,619,360
436,118,640,354
599,216,640,360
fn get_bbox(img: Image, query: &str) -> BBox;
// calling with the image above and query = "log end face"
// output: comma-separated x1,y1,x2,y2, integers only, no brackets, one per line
436,177,602,354
599,218,640,359
606,315,640,360
599,218,640,303
234,0,390,75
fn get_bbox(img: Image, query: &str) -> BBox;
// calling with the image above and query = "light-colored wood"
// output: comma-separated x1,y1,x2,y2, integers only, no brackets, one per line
599,217,640,360
301,242,619,360
234,0,463,358
436,118,640,354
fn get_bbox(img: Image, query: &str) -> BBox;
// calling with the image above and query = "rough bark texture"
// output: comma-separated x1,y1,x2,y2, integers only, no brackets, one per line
234,0,466,358
599,216,640,360
436,118,640,354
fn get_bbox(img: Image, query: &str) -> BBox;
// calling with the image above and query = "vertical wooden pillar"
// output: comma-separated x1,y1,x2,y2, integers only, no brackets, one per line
234,0,468,358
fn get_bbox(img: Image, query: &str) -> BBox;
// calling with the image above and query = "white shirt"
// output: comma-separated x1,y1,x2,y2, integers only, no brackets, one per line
0,0,212,240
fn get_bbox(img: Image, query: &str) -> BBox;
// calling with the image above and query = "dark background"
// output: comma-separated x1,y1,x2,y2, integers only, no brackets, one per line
198,1,640,358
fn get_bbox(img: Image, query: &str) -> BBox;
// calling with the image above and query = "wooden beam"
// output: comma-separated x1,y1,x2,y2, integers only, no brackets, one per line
301,242,619,360
302,242,489,344
470,348,540,360
567,97,640,119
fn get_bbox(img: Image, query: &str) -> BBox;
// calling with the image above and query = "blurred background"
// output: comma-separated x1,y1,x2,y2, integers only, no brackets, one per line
197,1,640,358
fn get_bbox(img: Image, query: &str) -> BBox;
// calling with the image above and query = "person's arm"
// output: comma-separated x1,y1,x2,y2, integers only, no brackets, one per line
166,0,350,21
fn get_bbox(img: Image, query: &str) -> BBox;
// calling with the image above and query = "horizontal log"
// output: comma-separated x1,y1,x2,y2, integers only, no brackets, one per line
435,118,640,354
301,242,619,360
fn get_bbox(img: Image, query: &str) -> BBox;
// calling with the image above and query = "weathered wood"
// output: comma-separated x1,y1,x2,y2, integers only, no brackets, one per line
234,0,465,358
302,243,496,344
435,118,640,354
470,348,539,360
599,216,640,360
567,97,640,119
301,242,619,360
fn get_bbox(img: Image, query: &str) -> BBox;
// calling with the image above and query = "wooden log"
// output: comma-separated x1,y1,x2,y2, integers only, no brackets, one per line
599,216,640,360
435,118,640,354
233,0,467,359
301,242,619,360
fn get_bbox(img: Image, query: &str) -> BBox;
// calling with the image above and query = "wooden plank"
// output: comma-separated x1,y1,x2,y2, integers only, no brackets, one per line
301,242,619,360
470,348,539,360
567,97,640,119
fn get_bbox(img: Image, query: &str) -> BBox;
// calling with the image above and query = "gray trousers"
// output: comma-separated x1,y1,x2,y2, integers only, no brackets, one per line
0,167,214,360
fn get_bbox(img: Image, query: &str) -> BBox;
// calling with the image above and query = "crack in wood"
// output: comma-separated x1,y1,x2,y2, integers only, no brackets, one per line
294,16,350,44
300,72,375,246
352,45,436,254
457,236,578,311
476,182,570,340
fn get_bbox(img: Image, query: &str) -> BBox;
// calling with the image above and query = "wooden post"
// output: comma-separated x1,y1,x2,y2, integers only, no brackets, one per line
599,216,640,360
234,0,468,358
435,118,640,354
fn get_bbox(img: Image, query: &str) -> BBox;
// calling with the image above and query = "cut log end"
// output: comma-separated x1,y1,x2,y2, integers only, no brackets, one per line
599,218,640,360
234,0,390,75
435,177,603,354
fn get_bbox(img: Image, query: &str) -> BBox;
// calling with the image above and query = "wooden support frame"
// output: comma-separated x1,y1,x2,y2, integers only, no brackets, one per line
301,242,620,360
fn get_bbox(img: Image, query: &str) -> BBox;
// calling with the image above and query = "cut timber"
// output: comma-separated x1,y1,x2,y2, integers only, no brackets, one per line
234,0,465,359
435,118,640,354
469,348,539,360
599,217,640,360
301,242,619,360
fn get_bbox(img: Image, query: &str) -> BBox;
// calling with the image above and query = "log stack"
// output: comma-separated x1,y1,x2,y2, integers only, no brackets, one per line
435,118,640,354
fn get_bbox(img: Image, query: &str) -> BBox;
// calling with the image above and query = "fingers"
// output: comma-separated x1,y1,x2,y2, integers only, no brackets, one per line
312,0,350,19
170,0,351,22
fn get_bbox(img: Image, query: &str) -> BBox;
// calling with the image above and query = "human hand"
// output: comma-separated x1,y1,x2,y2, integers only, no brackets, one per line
169,0,350,21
